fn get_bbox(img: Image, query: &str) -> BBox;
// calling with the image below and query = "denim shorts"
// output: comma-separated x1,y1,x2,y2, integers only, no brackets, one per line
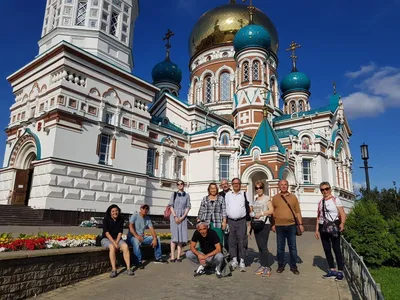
101,238,126,249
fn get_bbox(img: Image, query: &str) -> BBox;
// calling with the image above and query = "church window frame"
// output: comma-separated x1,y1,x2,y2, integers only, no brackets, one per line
75,0,88,26
219,72,230,101
302,159,312,184
243,62,249,82
205,76,212,103
146,148,156,176
270,77,276,104
220,132,230,146
98,134,112,165
219,155,230,181
174,156,183,179
299,100,304,112
110,10,119,36
253,61,260,81
290,100,296,113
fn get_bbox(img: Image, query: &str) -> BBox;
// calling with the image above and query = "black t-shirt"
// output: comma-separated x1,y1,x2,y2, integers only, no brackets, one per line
102,216,124,239
191,229,220,254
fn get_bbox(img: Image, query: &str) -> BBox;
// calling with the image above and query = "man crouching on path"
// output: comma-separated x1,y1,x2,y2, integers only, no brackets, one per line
186,222,224,278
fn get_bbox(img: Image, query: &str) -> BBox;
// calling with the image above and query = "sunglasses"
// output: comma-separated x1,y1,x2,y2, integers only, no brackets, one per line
255,187,262,190
177,183,184,186
320,187,331,192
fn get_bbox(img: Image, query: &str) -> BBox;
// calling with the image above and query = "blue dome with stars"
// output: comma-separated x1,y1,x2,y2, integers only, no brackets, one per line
280,71,311,94
233,24,271,53
151,58,182,85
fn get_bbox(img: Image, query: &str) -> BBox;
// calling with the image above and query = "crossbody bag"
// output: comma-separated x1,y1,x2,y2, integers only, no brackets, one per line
320,199,340,238
281,195,302,236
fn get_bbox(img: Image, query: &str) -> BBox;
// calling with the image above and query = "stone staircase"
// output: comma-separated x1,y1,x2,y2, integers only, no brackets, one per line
0,205,60,226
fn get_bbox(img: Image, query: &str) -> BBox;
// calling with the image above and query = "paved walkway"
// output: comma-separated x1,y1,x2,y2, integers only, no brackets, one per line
29,230,354,300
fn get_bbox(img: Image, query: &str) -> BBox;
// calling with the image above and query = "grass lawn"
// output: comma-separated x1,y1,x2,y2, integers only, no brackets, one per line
370,266,400,300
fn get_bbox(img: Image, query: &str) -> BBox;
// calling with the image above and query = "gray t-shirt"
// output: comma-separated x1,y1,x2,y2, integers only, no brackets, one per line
127,213,153,237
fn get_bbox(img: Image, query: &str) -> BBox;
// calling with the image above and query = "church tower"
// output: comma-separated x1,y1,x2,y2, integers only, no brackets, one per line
280,41,311,114
39,0,139,72
232,1,276,136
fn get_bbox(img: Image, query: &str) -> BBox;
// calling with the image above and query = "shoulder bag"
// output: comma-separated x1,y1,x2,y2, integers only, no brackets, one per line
250,197,269,232
281,195,302,236
320,199,339,238
163,192,177,220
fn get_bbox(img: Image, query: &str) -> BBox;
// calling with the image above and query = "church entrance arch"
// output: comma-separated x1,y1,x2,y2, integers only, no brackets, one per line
9,131,40,206
241,164,274,201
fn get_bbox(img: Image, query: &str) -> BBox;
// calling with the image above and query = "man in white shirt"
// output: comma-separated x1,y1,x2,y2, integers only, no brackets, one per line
224,177,248,272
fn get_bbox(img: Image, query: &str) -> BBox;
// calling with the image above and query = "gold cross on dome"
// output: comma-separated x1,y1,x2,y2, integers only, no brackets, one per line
286,40,301,71
242,0,255,23
163,29,175,59
333,81,337,95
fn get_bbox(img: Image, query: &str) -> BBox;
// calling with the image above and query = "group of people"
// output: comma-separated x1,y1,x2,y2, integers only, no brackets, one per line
100,178,346,282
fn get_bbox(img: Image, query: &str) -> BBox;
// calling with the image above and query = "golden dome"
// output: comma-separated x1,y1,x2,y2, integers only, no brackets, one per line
189,3,279,59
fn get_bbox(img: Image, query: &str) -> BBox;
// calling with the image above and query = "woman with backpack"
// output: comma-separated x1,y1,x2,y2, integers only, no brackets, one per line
197,182,227,245
315,181,346,281
168,180,191,262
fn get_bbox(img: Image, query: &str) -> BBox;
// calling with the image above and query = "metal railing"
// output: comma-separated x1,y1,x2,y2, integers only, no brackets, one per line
341,236,385,300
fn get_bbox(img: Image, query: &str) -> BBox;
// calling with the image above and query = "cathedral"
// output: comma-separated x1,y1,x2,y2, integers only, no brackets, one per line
0,0,355,226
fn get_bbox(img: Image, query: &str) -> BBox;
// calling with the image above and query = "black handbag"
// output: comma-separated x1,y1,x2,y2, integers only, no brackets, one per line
95,235,103,247
250,218,266,232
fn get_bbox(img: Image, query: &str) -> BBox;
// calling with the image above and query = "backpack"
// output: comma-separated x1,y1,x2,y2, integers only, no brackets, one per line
164,192,178,220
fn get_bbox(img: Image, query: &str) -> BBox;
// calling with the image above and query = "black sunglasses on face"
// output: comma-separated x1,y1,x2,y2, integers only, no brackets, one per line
320,187,331,192
177,183,184,186
255,187,262,190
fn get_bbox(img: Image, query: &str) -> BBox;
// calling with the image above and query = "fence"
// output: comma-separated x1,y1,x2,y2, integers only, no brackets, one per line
341,236,385,300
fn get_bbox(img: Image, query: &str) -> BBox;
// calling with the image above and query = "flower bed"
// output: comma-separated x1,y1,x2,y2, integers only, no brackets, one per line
0,232,172,252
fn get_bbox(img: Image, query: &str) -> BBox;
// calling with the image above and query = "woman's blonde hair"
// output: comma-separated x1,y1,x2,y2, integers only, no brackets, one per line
254,181,265,190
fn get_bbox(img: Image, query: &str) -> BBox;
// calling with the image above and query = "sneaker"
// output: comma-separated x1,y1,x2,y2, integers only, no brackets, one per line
215,267,223,279
194,265,205,277
290,267,300,275
126,269,135,276
254,266,265,275
110,270,118,278
154,258,169,264
262,267,272,277
276,266,285,273
231,260,238,270
239,261,246,272
134,262,145,269
323,270,337,279
335,272,344,281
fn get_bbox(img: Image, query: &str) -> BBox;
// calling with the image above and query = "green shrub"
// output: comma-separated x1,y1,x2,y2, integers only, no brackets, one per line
387,216,400,267
344,200,393,268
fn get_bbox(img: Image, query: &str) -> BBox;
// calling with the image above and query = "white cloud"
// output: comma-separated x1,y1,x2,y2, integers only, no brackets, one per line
345,62,376,79
342,64,400,119
353,181,365,196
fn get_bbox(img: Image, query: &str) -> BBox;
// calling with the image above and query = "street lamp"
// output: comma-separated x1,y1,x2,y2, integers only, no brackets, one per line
360,143,372,193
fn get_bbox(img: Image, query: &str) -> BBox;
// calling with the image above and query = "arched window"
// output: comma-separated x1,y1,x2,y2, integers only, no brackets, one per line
270,77,276,104
220,132,230,146
253,61,260,81
194,80,199,104
219,72,230,101
298,100,304,112
290,101,296,113
243,62,249,82
204,76,212,103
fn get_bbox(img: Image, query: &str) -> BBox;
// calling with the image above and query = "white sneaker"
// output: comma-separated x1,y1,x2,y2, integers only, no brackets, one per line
231,260,238,270
239,261,246,272
215,267,222,278
194,265,205,277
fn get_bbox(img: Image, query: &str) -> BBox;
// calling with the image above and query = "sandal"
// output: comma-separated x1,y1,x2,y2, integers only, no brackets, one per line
177,258,183,262
170,258,177,263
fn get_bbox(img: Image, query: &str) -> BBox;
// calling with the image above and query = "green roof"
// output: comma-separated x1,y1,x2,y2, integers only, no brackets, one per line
150,116,186,134
190,125,220,136
275,128,299,138
273,103,339,123
245,118,285,155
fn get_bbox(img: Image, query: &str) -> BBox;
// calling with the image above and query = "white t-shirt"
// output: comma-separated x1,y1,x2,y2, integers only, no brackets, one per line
250,195,271,224
318,197,343,224
225,191,247,220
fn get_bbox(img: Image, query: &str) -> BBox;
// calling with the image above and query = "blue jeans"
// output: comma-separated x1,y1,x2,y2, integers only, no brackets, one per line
129,236,162,264
276,225,298,268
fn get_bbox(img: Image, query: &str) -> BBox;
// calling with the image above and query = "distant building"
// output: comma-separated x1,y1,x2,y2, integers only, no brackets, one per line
0,1,354,226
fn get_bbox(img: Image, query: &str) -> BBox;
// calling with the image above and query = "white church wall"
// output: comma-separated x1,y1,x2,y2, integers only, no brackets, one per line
188,151,217,182
0,169,15,205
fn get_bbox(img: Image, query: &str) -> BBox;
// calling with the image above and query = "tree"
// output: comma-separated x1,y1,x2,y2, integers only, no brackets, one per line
344,199,394,268
387,216,400,267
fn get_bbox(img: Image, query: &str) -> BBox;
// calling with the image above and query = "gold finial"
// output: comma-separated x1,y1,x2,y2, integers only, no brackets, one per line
263,105,268,118
333,81,337,95
242,0,255,24
286,40,301,72
163,29,175,60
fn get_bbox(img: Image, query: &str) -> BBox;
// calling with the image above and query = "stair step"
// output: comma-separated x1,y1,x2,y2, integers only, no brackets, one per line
0,205,62,226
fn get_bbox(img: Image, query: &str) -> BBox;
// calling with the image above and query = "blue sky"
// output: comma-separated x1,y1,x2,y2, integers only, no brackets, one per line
1,0,399,191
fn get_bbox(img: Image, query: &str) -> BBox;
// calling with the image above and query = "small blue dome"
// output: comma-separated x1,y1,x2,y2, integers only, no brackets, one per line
280,71,311,93
233,24,271,53
151,59,182,85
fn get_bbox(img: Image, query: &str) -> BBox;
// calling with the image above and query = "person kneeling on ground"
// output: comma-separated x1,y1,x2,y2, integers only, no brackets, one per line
101,204,134,278
186,222,224,278
127,204,168,268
